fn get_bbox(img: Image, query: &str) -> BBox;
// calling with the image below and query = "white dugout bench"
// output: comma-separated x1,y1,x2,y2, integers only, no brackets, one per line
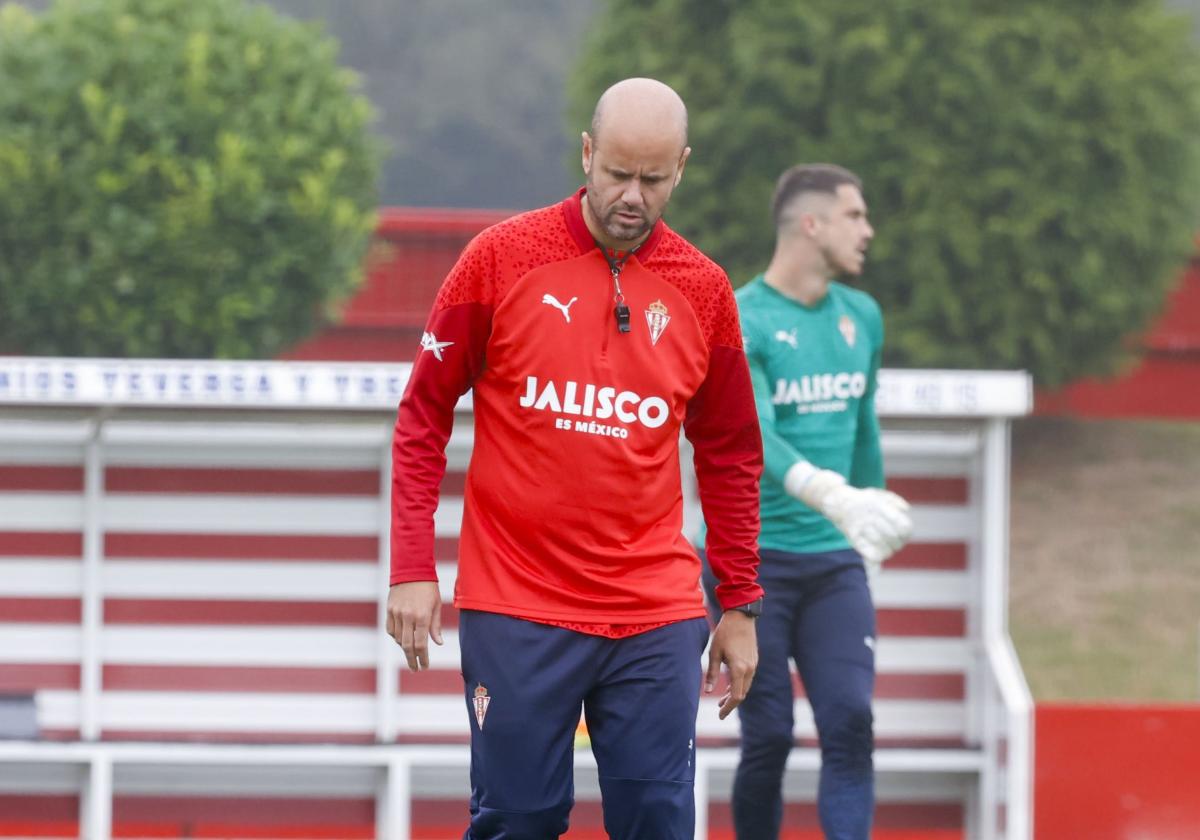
0,358,1033,839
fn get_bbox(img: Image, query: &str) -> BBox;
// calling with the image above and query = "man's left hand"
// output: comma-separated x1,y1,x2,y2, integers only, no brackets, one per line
705,610,758,720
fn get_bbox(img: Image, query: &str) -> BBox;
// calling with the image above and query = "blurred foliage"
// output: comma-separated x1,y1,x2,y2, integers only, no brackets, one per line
263,0,595,208
569,0,1200,386
0,0,380,358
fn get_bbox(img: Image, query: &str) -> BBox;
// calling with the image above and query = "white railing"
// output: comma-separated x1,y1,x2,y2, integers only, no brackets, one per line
0,740,997,840
0,360,1034,839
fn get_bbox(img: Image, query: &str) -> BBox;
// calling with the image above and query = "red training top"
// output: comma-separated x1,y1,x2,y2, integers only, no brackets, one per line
391,188,763,631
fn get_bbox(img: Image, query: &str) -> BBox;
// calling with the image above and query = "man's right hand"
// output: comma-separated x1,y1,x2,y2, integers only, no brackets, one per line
705,609,759,720
386,581,444,672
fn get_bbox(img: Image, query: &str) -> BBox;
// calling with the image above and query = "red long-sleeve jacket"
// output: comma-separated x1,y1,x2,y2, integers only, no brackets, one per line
391,189,762,627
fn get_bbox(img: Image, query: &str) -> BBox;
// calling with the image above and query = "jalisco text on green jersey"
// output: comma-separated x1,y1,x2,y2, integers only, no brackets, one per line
727,275,886,554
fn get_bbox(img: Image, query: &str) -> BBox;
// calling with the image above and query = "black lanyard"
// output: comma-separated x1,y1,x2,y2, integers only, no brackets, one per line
598,243,639,334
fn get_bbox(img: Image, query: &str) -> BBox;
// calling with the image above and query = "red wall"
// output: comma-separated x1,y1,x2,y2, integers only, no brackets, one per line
1037,252,1200,419
283,207,513,362
1036,704,1200,839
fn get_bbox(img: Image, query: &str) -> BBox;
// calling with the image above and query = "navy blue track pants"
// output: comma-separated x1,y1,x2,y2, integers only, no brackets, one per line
703,549,876,840
458,609,710,840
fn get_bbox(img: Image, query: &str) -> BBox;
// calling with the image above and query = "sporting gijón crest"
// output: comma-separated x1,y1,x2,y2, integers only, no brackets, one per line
838,314,856,348
473,684,491,730
645,299,670,346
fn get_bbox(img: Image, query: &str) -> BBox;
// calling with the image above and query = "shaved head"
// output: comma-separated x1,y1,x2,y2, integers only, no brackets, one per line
590,77,689,154
579,77,692,249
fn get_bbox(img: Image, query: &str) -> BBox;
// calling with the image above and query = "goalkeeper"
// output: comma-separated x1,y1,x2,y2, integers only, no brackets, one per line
701,163,911,840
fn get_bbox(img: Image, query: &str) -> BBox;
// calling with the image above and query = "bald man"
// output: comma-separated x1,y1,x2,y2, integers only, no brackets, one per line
389,77,764,838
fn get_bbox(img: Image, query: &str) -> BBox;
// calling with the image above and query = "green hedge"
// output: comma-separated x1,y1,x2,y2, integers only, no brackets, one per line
569,0,1200,386
0,0,381,358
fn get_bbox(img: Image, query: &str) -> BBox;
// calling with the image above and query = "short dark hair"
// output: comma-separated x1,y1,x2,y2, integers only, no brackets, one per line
771,164,863,229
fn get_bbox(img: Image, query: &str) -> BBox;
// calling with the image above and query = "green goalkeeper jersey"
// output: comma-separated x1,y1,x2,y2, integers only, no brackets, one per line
711,274,886,555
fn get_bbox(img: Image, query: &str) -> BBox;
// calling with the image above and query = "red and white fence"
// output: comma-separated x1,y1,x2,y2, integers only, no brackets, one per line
0,359,1032,839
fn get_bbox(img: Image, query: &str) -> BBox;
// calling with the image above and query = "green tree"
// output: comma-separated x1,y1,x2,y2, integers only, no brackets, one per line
0,0,380,358
568,0,1200,386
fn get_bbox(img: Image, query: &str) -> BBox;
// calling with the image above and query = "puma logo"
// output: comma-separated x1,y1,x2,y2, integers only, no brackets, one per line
775,328,798,349
542,293,579,323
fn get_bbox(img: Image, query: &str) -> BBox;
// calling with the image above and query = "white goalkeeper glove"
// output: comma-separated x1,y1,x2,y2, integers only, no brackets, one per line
784,462,913,580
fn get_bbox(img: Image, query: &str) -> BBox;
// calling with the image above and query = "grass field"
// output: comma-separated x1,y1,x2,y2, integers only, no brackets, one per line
1009,416,1200,701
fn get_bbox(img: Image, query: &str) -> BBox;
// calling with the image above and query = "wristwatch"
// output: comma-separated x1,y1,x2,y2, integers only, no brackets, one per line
727,597,763,619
